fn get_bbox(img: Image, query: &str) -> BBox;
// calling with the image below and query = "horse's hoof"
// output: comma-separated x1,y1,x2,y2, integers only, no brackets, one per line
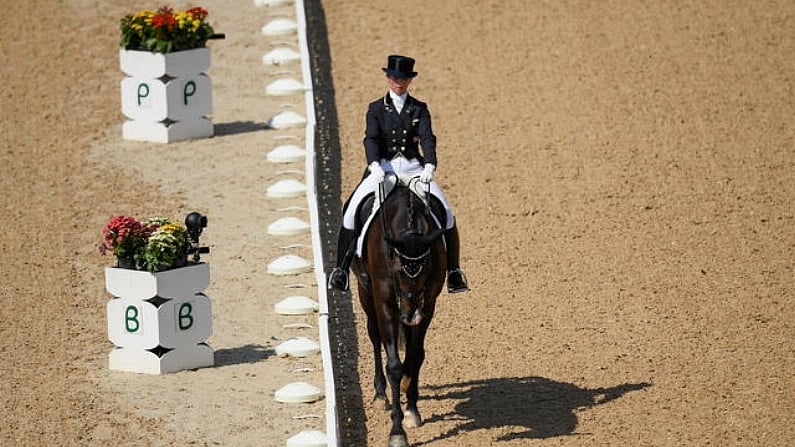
403,409,422,428
388,434,409,447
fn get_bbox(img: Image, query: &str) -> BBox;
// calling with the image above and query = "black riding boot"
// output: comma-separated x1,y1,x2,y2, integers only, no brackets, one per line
328,227,356,291
444,224,469,293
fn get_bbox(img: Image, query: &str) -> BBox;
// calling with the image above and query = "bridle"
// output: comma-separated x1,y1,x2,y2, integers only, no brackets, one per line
392,246,431,280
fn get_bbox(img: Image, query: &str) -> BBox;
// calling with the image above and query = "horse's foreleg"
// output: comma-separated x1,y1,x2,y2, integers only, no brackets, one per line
385,340,408,446
367,315,388,407
402,326,428,429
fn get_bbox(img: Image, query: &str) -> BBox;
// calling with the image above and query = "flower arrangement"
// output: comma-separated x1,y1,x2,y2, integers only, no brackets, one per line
99,216,151,261
99,215,190,272
120,6,218,53
138,222,190,272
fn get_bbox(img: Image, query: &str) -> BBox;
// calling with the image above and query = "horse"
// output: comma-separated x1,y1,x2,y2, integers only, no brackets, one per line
351,179,447,447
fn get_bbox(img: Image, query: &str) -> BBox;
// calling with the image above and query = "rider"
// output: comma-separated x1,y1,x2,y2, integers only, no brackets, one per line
328,54,469,294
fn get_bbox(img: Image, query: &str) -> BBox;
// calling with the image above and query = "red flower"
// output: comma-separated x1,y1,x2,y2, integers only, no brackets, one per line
151,11,176,31
99,215,147,258
187,7,208,20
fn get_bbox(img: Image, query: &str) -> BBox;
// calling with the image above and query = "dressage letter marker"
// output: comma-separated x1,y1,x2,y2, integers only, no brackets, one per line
120,48,214,143
105,263,214,374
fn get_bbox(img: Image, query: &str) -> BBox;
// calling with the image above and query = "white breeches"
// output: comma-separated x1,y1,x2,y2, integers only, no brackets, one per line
342,157,455,230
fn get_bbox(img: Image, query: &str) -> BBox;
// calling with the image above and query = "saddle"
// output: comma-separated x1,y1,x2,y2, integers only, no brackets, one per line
353,174,446,257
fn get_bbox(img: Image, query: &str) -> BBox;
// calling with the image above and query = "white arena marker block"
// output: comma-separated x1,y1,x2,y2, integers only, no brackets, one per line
275,337,321,358
255,0,293,6
109,343,213,374
267,179,307,198
268,217,310,236
267,144,306,163
287,430,328,447
262,18,298,36
263,47,301,66
275,382,323,404
268,255,312,275
274,295,318,315
121,74,212,121
122,118,214,144
267,111,307,129
107,295,212,350
266,78,306,96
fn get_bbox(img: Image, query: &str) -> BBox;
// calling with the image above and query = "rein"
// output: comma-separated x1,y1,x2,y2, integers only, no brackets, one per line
378,181,401,306
378,179,433,310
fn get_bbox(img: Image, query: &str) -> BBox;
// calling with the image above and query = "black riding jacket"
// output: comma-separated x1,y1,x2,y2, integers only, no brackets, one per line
363,93,437,166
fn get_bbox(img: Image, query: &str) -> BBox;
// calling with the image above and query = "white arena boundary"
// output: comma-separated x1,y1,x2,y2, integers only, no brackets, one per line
294,0,338,445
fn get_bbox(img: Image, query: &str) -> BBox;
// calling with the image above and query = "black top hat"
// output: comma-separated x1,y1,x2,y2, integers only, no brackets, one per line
382,55,417,78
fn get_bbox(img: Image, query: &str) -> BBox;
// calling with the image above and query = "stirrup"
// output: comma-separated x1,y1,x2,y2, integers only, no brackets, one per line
447,268,469,293
328,267,350,291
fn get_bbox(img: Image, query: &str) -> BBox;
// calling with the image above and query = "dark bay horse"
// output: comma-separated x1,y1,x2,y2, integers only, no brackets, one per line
351,181,447,447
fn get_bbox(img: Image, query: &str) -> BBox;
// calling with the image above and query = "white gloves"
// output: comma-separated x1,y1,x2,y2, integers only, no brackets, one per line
368,161,385,182
419,164,436,183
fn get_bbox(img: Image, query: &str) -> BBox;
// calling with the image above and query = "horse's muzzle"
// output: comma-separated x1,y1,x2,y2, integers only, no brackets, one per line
401,308,423,326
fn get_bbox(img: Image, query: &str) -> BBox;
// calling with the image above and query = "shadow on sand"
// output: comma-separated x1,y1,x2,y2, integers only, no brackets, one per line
416,376,651,444
213,344,275,367
213,121,270,136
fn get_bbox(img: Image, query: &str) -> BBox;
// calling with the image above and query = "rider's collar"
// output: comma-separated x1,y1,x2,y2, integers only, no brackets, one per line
385,92,409,114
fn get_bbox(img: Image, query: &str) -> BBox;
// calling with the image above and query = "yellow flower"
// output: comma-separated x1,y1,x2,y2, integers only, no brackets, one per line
160,222,184,234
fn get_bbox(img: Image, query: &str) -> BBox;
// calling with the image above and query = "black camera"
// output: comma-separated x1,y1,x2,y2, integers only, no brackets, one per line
185,212,210,263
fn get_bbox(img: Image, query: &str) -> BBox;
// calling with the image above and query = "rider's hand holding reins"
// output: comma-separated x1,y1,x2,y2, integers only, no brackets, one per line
369,161,386,182
419,164,435,183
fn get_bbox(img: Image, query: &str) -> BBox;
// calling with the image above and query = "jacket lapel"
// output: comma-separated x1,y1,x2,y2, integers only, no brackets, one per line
397,95,414,129
384,93,414,130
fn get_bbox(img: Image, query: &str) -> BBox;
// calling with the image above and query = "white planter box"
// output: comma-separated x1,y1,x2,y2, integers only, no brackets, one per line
120,47,211,78
105,263,214,374
122,117,213,144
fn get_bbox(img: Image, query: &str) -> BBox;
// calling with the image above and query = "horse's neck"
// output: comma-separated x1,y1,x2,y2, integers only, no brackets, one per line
386,186,428,234
381,175,430,209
